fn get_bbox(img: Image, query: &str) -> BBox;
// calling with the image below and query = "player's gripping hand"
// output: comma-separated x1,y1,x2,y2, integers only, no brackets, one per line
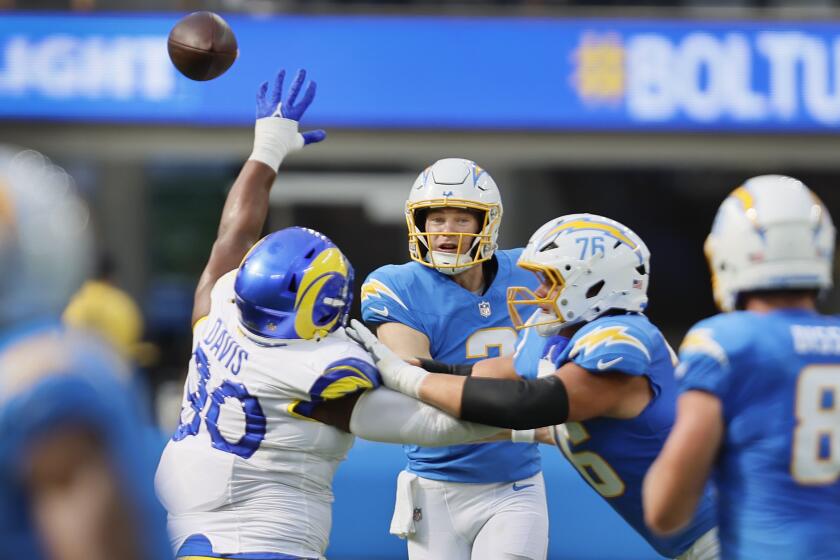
345,319,428,398
249,69,327,172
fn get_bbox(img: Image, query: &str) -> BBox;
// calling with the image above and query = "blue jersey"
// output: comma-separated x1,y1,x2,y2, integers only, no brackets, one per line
516,313,717,558
361,249,541,483
678,309,840,560
0,322,172,560
513,315,570,379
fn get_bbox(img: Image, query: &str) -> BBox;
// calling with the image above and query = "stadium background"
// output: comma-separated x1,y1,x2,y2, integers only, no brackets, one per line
2,1,840,558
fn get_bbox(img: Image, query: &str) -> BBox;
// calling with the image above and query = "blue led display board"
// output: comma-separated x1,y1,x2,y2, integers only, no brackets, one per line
1,13,840,131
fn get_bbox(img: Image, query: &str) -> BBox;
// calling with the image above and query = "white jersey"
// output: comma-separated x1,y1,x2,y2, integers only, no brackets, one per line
155,271,381,559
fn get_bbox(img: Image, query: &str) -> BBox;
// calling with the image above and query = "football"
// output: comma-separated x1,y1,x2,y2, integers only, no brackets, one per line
167,11,238,81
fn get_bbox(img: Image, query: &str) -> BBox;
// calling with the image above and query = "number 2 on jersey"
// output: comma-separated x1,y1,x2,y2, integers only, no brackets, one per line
465,327,517,359
792,365,840,485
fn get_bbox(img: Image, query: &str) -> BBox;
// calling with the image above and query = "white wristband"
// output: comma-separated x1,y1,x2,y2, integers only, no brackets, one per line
386,360,428,399
248,117,303,172
511,429,536,443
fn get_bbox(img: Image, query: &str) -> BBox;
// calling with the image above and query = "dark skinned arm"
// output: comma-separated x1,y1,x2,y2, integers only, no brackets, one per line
192,160,276,326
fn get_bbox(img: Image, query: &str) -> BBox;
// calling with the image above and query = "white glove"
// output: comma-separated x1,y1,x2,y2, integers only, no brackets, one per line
345,319,428,398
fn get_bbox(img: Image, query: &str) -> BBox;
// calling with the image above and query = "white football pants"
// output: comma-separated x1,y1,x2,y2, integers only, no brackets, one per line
398,471,548,560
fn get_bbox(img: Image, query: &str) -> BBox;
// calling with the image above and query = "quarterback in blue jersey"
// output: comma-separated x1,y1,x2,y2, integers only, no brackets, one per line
360,158,548,560
352,214,720,559
644,175,840,560
0,147,172,560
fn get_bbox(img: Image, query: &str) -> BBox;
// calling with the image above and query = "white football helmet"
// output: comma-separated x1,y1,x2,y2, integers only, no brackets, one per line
508,214,651,335
405,158,502,275
0,147,93,329
706,175,835,312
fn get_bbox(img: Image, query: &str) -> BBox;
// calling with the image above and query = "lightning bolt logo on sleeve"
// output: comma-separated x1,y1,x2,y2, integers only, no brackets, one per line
679,328,729,366
570,326,651,360
360,279,409,310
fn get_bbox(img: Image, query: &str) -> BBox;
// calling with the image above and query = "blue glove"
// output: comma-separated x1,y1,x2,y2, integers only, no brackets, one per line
256,69,326,145
249,69,326,171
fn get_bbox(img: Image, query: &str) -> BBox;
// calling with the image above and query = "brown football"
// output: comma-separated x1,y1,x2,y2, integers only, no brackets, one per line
167,11,238,81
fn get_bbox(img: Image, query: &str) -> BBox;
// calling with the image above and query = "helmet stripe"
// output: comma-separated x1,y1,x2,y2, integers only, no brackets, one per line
546,220,638,250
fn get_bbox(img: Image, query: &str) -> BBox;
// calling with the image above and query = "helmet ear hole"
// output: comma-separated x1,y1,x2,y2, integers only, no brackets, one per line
288,274,298,293
414,208,429,232
636,265,646,276
586,280,605,299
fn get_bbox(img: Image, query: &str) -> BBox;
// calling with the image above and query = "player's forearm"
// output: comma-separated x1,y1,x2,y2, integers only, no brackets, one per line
191,161,276,323
350,387,500,446
455,375,570,430
643,392,723,535
215,160,276,251
471,356,517,379
416,373,469,417
417,373,572,431
643,454,702,535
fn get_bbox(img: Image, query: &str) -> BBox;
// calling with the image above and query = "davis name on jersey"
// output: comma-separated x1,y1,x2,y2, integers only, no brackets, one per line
678,309,840,560
520,313,716,558
360,248,541,483
155,271,380,559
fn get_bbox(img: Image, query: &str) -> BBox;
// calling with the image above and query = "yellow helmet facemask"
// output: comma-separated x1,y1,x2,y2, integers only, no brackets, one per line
507,261,565,331
406,198,501,275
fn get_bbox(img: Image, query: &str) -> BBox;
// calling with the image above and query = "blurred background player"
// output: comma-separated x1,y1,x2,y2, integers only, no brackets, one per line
0,147,172,560
155,70,503,560
350,213,720,559
359,159,548,560
643,176,840,559
63,252,159,367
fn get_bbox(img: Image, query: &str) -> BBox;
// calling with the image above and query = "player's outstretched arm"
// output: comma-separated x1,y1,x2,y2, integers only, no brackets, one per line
643,390,723,536
192,69,326,325
349,387,502,446
410,355,518,379
305,385,502,446
347,319,652,430
347,319,566,429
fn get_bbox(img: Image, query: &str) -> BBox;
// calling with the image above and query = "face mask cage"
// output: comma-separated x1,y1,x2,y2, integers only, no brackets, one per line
405,198,500,270
506,261,566,331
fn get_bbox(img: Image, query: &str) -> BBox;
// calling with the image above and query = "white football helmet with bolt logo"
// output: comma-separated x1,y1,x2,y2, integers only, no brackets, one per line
508,214,651,335
405,158,502,275
705,175,835,312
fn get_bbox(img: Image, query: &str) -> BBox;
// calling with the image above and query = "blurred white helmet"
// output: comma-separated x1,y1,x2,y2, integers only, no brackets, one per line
508,214,650,335
706,175,835,312
405,158,502,275
0,147,93,329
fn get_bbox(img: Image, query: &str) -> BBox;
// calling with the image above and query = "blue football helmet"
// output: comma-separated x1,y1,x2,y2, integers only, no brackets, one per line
234,227,354,340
